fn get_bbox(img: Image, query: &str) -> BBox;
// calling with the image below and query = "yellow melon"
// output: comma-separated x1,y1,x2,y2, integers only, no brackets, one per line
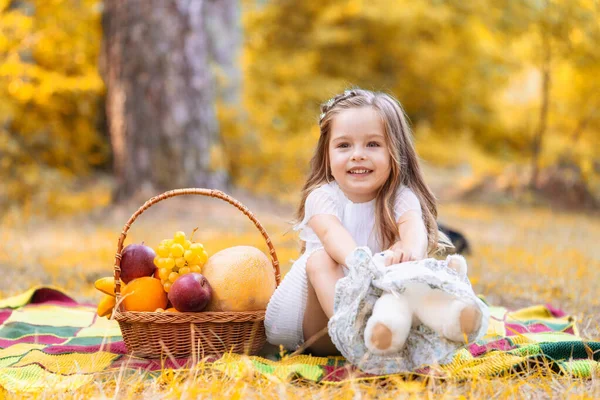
202,246,276,312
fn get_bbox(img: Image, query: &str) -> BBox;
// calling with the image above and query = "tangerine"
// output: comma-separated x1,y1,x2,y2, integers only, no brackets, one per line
121,277,168,312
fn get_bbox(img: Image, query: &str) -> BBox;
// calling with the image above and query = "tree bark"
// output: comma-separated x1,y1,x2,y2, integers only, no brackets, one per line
103,0,229,201
205,0,242,106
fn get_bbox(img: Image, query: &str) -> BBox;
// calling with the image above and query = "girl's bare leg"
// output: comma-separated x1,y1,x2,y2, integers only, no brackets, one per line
302,250,345,356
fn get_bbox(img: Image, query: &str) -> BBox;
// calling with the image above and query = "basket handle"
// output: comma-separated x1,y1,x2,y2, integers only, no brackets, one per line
113,188,281,297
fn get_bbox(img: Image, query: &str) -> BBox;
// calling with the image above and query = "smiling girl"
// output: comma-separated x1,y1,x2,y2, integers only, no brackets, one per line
265,89,456,356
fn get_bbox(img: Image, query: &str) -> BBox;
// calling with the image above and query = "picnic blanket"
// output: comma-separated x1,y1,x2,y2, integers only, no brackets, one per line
0,287,599,394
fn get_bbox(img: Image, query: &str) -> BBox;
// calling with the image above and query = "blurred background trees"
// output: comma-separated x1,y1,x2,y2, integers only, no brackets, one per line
0,0,598,215
238,0,599,205
0,0,106,213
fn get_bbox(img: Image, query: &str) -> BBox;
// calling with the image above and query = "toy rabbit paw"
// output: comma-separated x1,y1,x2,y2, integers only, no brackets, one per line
364,292,413,354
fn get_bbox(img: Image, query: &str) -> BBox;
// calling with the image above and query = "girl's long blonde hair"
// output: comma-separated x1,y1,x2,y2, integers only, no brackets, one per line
297,89,452,255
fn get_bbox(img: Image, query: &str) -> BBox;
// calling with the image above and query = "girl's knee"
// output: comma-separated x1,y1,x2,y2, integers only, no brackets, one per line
306,250,339,278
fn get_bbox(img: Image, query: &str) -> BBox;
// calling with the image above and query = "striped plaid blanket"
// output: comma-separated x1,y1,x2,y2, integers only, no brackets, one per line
0,287,598,393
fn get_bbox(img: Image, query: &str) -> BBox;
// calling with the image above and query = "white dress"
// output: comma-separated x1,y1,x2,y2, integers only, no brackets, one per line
264,181,423,350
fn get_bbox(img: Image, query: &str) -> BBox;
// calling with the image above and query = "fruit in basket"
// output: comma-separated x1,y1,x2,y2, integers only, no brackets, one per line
120,243,157,283
94,277,120,296
202,246,276,312
97,294,116,317
94,277,122,317
154,230,209,292
168,273,213,312
121,276,168,312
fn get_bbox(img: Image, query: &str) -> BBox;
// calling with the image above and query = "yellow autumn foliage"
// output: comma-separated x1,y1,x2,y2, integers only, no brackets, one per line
1,0,598,214
0,0,107,213
222,0,600,201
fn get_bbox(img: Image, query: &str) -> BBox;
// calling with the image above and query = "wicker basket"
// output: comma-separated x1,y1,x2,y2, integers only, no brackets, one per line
111,188,281,358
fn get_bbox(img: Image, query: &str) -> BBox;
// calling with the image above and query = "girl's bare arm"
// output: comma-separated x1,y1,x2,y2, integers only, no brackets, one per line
308,214,357,265
388,210,428,264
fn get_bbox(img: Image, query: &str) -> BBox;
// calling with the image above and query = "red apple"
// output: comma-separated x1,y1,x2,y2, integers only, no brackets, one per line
120,243,157,283
168,273,213,312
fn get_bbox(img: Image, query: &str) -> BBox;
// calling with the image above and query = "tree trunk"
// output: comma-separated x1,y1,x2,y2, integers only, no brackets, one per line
103,0,229,201
205,0,242,106
203,0,242,183
530,29,551,190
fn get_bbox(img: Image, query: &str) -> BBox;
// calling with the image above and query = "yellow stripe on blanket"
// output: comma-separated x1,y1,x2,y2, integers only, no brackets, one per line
212,353,332,382
0,286,63,309
442,351,526,379
256,354,344,367
0,343,46,359
507,305,559,320
12,349,119,374
0,363,94,393
483,316,507,339
510,332,582,345
488,306,508,320
0,356,22,368
214,353,344,368
6,305,95,328
75,315,121,338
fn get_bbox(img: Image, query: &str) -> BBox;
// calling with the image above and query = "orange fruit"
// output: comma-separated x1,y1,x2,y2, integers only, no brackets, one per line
121,277,168,312
165,307,180,313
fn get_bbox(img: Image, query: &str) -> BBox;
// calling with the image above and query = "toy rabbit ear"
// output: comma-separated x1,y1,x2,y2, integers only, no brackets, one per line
446,254,468,275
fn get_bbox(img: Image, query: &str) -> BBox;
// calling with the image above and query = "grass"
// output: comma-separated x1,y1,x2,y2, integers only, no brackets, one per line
1,186,599,398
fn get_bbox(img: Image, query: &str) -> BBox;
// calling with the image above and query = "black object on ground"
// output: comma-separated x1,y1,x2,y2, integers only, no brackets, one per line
438,223,471,255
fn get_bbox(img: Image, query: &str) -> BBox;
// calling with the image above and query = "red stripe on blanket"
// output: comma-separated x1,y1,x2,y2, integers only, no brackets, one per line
110,356,197,371
43,341,128,355
505,323,553,335
469,339,515,357
0,335,67,347
564,326,575,335
320,364,372,382
0,309,12,325
545,304,567,318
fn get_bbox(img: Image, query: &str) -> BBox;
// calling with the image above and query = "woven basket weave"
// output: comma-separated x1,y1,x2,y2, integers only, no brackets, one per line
111,188,281,358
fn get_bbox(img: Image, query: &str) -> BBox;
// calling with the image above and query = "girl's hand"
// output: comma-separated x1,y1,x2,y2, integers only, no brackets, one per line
384,247,416,266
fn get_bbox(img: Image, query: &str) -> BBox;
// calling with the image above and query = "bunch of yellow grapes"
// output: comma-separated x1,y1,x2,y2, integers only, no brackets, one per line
154,231,209,292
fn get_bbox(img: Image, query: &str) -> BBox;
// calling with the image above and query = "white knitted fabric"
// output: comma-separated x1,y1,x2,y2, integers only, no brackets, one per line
264,181,422,350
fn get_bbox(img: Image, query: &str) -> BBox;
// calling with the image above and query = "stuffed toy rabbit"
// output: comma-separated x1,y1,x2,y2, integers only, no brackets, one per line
327,247,489,374
363,251,482,355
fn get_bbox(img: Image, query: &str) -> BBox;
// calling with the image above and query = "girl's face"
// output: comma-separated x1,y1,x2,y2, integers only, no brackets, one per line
328,107,392,203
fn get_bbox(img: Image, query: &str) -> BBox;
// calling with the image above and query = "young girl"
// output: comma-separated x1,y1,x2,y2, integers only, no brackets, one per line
265,89,454,356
